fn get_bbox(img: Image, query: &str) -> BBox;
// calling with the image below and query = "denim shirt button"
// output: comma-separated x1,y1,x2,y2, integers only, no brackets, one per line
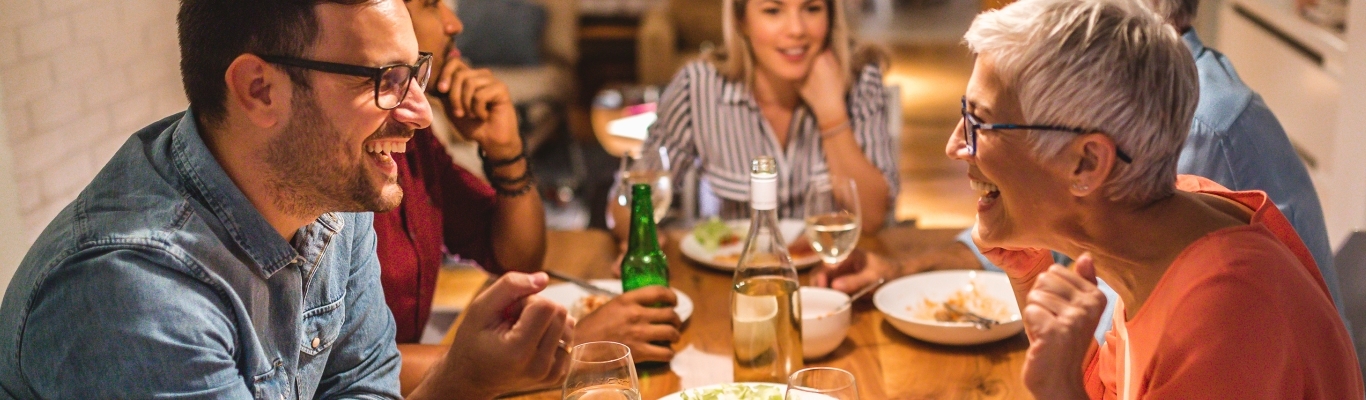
311,337,320,348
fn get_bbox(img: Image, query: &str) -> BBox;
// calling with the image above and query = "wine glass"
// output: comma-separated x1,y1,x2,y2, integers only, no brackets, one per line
785,367,859,400
608,144,673,226
562,341,640,400
803,176,861,266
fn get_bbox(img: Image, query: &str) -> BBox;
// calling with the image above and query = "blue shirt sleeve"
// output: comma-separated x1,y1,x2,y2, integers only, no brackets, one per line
954,227,1002,272
18,248,252,399
315,213,403,399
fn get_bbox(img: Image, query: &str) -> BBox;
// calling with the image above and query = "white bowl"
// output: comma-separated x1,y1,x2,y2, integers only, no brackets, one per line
800,286,851,359
873,270,1024,346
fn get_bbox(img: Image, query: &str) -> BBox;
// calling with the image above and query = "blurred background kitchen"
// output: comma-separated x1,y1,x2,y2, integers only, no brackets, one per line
0,0,1361,299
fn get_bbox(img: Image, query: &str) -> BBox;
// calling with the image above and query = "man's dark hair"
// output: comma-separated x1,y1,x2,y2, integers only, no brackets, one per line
177,0,374,128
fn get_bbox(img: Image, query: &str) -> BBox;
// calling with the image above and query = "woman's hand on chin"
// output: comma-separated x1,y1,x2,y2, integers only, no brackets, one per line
1020,254,1106,400
798,50,849,122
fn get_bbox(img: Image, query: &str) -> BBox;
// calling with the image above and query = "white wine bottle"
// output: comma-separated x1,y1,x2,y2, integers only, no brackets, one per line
731,155,802,383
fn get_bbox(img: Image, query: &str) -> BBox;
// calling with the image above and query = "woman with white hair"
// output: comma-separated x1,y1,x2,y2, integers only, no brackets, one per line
630,0,898,232
951,0,1363,397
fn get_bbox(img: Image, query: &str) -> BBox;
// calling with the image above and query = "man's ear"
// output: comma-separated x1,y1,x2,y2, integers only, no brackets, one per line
1068,133,1119,197
224,54,289,129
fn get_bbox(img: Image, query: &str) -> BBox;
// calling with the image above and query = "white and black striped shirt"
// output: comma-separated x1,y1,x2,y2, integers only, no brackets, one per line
643,60,900,221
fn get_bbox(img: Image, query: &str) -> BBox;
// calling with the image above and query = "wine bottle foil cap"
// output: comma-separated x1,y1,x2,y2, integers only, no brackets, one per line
751,156,777,176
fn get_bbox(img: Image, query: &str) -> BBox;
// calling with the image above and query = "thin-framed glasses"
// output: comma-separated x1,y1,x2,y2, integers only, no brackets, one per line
960,96,1133,163
259,52,433,110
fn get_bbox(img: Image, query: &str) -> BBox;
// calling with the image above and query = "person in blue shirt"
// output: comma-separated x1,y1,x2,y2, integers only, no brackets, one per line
0,0,571,398
817,0,1344,326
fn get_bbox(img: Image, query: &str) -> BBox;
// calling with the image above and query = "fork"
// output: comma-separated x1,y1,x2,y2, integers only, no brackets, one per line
944,303,1000,330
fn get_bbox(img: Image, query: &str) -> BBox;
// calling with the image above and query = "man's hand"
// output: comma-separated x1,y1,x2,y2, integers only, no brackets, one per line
1020,254,1106,400
810,250,893,294
434,58,521,159
414,272,572,400
574,286,683,362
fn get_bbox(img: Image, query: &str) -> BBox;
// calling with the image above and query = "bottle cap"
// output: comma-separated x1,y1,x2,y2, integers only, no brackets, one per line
750,156,777,210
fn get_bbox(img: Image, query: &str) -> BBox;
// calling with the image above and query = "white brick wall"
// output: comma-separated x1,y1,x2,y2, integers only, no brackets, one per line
0,0,185,245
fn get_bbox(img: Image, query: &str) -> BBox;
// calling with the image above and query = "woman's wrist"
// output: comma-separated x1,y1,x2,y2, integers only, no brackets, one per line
817,116,852,139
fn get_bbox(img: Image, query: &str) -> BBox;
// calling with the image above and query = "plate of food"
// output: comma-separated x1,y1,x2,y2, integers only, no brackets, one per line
539,279,693,323
658,382,788,400
874,270,1024,345
680,218,821,271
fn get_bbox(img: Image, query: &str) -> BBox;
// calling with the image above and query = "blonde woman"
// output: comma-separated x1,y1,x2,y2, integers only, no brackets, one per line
632,0,898,233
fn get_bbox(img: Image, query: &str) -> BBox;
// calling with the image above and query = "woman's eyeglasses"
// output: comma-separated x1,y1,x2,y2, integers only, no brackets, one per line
960,96,1133,163
259,52,434,111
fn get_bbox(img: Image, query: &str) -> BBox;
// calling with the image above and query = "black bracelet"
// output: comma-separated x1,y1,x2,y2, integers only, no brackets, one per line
492,176,536,197
479,148,526,169
488,170,534,186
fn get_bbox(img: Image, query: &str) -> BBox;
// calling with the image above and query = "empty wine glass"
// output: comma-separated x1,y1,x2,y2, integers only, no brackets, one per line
562,341,640,400
803,176,861,266
785,367,859,400
608,144,672,226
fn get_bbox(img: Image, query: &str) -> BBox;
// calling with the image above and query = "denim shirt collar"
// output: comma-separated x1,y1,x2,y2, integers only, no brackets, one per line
1182,29,1205,61
167,110,341,278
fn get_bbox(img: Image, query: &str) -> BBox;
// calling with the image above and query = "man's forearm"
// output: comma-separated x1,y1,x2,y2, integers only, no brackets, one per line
405,356,498,400
489,159,546,273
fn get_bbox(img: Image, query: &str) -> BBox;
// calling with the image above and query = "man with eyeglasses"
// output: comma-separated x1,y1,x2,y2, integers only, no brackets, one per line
0,0,570,398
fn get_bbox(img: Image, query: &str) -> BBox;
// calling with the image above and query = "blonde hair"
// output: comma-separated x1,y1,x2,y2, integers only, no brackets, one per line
710,0,881,87
963,0,1198,204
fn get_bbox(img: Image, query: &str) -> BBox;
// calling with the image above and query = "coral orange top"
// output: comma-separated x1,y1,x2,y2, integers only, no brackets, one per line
1082,175,1363,399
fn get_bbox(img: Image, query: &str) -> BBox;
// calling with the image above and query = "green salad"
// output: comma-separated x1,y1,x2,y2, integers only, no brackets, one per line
692,217,738,252
678,383,784,400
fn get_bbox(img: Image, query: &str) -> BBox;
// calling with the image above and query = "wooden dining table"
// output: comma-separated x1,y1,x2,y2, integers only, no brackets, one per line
440,226,1032,399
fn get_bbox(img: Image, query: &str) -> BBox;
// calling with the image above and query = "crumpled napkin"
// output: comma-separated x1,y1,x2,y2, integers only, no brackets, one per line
669,344,733,389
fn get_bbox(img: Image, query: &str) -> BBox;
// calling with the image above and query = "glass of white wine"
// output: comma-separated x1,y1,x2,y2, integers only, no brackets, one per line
785,367,859,400
803,176,861,266
562,341,640,400
608,144,672,226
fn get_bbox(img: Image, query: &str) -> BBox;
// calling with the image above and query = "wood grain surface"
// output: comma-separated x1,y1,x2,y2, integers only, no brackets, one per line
439,227,1032,399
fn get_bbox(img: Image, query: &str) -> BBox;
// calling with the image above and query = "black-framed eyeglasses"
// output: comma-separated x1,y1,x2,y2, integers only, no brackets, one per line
960,96,1133,163
259,52,433,110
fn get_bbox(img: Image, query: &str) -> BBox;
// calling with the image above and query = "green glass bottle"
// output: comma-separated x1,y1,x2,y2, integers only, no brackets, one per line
621,183,669,292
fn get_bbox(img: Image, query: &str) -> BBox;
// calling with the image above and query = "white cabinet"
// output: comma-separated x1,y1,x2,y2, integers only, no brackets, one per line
1216,0,1344,192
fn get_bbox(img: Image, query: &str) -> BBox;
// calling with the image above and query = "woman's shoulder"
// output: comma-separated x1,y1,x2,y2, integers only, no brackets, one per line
669,59,727,86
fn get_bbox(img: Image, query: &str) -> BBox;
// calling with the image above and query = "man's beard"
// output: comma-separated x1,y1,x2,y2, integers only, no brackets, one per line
264,90,410,220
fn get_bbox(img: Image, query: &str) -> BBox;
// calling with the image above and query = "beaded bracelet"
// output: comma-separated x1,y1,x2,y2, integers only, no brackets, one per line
484,163,536,197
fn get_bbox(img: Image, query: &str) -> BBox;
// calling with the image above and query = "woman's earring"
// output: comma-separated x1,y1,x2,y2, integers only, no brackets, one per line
1072,182,1090,192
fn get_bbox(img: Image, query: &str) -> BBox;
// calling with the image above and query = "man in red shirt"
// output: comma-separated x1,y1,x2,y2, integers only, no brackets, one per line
378,1,684,389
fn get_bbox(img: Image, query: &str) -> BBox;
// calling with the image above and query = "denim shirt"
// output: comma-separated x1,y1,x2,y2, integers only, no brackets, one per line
0,111,402,399
958,30,1345,341
1174,30,1342,315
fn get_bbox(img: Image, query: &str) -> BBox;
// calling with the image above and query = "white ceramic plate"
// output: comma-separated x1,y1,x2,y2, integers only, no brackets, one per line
679,219,822,271
657,382,788,400
873,270,1024,346
539,279,693,323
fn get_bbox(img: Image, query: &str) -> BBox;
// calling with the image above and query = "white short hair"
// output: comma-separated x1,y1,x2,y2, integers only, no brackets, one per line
964,0,1197,204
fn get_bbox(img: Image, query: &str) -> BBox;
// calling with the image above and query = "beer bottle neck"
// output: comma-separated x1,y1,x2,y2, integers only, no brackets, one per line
627,183,660,253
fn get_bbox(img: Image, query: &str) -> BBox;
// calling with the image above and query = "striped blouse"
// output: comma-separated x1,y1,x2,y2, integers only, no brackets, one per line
642,60,900,221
